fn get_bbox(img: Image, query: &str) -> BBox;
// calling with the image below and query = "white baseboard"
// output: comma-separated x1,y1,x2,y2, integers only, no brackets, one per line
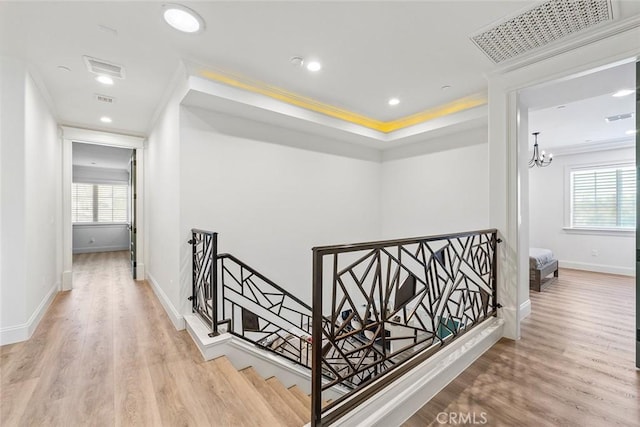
330,317,504,427
519,299,531,321
0,282,59,345
559,260,634,276
72,245,129,254
135,263,145,281
62,270,72,291
146,273,184,330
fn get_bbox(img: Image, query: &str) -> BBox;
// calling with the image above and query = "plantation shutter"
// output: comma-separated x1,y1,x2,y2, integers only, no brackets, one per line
571,166,636,228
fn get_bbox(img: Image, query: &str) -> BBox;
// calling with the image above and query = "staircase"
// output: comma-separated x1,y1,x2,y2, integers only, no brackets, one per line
210,355,315,426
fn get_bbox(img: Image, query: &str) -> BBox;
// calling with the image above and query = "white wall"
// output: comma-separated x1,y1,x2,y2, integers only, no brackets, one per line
179,106,382,307
144,68,187,328
1,58,61,344
73,165,129,183
529,146,635,276
73,224,129,253
381,129,490,238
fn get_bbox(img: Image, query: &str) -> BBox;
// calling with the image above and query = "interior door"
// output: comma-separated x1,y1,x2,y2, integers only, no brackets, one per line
129,150,137,279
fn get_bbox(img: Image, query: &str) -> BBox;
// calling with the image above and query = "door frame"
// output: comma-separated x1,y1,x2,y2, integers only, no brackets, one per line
61,126,145,290
487,17,639,340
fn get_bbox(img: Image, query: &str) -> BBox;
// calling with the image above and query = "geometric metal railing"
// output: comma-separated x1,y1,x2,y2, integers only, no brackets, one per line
218,253,314,368
311,229,500,426
189,229,315,369
188,229,218,336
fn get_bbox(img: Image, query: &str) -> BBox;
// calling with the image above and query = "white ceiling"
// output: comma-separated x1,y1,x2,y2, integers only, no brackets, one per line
1,1,639,140
73,142,132,170
527,61,636,149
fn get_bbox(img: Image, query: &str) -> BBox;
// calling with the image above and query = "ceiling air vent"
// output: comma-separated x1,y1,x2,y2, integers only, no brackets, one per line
94,93,116,104
471,0,613,63
83,55,126,79
605,112,634,122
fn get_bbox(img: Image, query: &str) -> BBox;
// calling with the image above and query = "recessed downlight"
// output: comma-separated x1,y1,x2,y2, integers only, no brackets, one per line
57,65,71,72
557,105,566,109
388,98,400,106
306,61,322,72
613,89,635,97
100,116,112,123
441,85,452,90
95,75,114,85
162,4,205,34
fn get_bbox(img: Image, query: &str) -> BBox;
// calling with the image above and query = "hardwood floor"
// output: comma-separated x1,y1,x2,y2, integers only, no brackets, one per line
0,251,283,426
403,268,639,427
2,254,638,426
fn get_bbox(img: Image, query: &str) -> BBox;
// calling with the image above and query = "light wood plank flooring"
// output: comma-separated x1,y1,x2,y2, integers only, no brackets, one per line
2,253,638,426
403,268,639,427
0,251,292,426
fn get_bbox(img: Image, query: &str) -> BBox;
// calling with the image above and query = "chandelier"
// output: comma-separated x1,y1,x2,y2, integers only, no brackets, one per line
528,132,552,168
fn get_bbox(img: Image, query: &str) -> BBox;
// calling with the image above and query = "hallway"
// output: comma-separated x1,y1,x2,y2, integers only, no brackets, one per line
0,251,278,426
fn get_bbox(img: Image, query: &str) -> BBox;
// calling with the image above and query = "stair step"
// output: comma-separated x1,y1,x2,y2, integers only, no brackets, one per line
241,367,306,427
212,357,283,426
287,385,311,408
266,376,311,423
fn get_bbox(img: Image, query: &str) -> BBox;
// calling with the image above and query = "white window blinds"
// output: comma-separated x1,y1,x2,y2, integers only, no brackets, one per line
72,183,128,223
571,166,636,229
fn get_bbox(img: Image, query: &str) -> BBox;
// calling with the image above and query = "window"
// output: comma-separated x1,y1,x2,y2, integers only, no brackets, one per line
72,183,128,223
570,165,635,229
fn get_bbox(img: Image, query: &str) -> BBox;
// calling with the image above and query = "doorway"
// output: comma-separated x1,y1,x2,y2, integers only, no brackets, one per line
62,127,145,290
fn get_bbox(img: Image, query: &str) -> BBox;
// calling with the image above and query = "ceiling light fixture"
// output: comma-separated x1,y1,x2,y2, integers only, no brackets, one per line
441,85,451,90
388,98,400,106
57,65,71,72
557,105,566,109
162,4,205,34
95,75,114,85
613,89,635,97
529,132,552,168
306,61,322,72
100,116,113,123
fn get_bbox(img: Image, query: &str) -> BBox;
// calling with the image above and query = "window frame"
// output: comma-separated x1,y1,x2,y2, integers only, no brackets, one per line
72,181,130,225
564,161,636,236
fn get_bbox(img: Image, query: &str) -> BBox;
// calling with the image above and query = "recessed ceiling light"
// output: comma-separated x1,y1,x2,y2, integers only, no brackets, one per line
441,85,451,90
57,65,71,72
100,116,112,123
388,98,400,106
612,89,635,97
306,61,322,72
95,75,114,85
557,105,566,109
91,162,97,165
162,4,205,34
626,129,637,135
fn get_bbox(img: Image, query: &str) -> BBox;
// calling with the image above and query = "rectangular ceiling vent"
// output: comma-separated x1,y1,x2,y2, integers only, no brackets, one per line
471,0,613,63
83,55,125,79
94,93,116,104
605,112,634,122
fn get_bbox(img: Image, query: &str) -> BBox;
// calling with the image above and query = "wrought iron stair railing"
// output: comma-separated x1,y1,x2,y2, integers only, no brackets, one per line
189,228,500,427
189,229,315,368
310,229,500,426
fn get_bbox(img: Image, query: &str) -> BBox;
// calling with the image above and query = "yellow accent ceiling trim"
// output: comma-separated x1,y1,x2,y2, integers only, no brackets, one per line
199,69,487,134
